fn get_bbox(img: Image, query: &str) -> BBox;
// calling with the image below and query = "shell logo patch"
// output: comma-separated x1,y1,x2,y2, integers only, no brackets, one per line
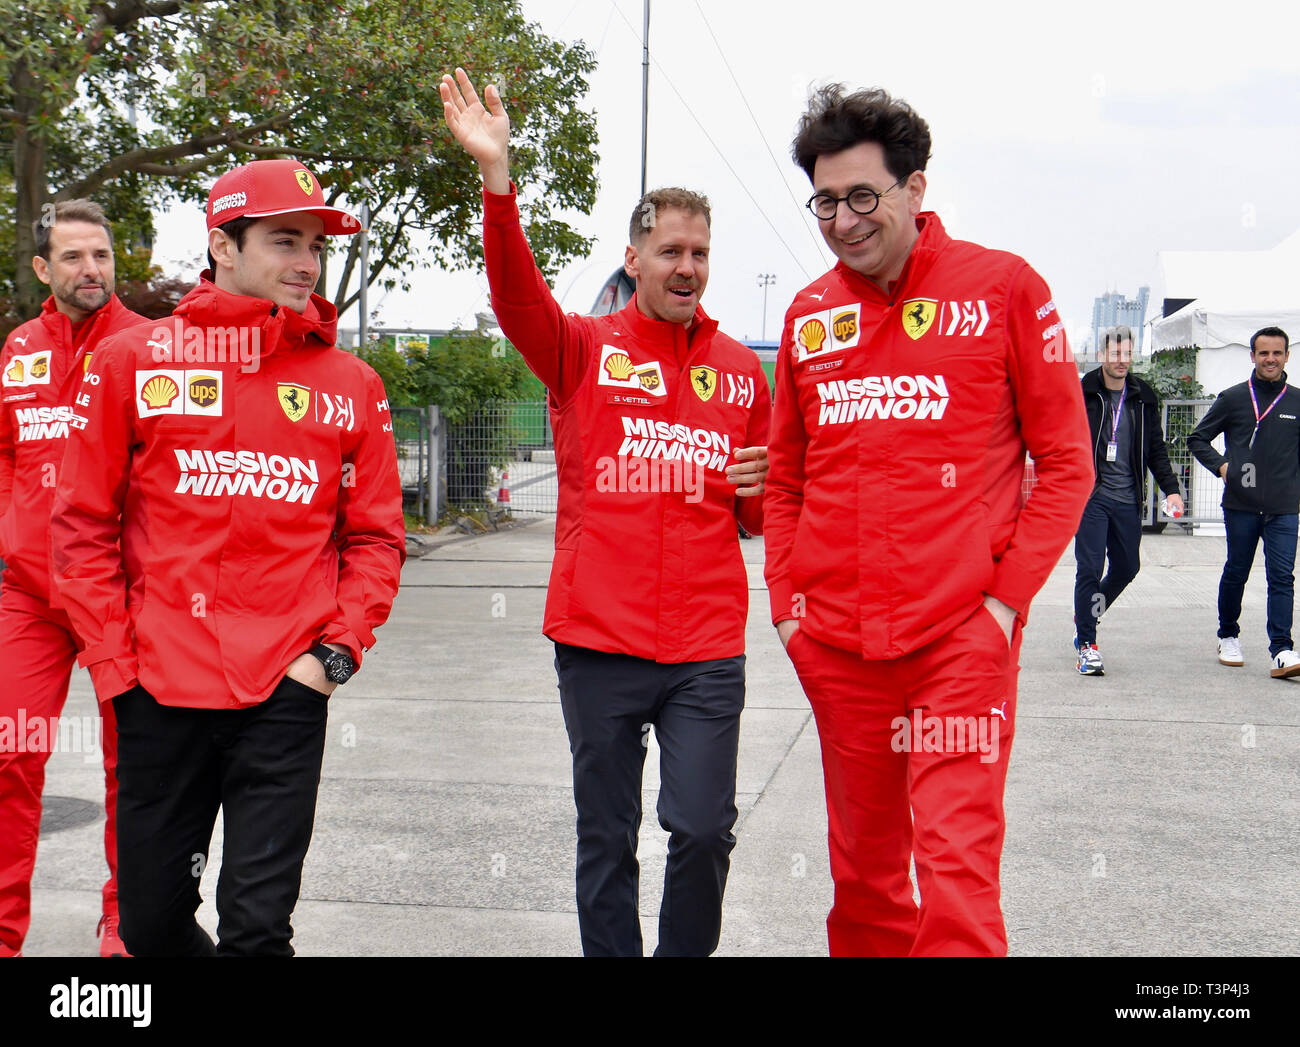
3,352,53,387
597,345,667,397
902,299,937,340
278,383,311,422
136,369,226,418
604,351,635,381
799,318,827,355
690,366,718,402
793,303,861,362
136,370,184,415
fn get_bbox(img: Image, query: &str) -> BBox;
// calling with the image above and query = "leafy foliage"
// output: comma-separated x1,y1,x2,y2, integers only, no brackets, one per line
401,334,532,424
1134,346,1204,403
2,0,599,315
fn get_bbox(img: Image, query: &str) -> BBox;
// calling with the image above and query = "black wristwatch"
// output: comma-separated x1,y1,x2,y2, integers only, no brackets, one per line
309,644,356,684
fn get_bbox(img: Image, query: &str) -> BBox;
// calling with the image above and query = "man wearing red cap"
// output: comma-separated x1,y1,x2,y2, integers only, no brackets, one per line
0,199,147,957
50,159,405,956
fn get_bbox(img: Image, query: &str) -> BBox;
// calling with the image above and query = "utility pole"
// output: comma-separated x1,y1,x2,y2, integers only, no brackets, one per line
358,182,371,349
640,0,650,198
757,273,777,341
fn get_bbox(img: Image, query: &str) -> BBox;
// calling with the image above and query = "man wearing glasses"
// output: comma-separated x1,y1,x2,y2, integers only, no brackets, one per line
1073,325,1183,676
764,84,1093,955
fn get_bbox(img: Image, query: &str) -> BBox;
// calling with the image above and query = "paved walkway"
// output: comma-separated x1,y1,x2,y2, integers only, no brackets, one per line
21,522,1300,955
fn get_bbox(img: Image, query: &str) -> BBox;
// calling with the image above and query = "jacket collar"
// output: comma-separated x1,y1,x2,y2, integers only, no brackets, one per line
833,211,949,302
617,293,719,345
171,275,338,356
38,293,132,347
1081,366,1155,403
1250,370,1288,396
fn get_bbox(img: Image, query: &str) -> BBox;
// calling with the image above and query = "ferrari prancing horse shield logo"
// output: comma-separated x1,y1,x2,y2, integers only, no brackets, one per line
278,383,311,422
294,170,315,196
902,298,937,340
690,366,717,402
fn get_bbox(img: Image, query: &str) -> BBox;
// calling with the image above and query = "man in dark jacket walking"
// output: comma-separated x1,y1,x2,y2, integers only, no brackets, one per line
1187,326,1300,677
1073,326,1183,675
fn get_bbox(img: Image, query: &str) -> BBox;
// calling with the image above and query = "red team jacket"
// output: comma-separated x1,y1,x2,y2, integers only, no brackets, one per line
50,279,406,707
0,294,147,603
764,213,1092,659
483,187,771,662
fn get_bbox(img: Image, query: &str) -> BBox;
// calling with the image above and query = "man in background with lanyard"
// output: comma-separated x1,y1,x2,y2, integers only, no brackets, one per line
1073,325,1183,675
1188,326,1300,677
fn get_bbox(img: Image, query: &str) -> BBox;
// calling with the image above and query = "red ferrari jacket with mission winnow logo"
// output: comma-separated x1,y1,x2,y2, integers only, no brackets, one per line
0,294,148,605
483,187,770,663
50,279,406,707
764,212,1092,659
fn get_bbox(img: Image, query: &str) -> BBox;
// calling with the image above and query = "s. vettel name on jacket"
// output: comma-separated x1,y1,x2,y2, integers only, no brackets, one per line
173,448,319,504
815,374,950,425
616,416,732,472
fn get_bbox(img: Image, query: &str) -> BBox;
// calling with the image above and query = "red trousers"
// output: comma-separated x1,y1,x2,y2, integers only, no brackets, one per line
787,603,1022,956
0,579,120,954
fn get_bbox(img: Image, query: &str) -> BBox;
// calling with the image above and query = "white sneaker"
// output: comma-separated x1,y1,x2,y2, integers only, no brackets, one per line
1270,649,1300,679
1218,637,1244,666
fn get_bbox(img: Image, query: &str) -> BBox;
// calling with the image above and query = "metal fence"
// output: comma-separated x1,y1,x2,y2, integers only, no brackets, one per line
1147,398,1219,531
444,400,556,515
392,406,437,524
1022,398,1219,532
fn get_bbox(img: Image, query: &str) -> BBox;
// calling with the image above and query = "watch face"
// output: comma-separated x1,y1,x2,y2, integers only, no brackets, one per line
326,653,355,684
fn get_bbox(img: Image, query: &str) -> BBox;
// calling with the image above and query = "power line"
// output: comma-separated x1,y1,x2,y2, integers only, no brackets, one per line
605,0,814,281
689,0,830,271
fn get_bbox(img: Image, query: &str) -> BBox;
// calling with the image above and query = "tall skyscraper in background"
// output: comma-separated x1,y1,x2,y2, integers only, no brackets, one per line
1091,286,1150,355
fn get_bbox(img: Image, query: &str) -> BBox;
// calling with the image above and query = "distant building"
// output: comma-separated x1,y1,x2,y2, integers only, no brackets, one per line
1090,287,1149,356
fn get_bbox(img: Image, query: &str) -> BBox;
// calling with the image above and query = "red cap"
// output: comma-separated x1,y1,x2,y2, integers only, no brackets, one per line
206,159,360,235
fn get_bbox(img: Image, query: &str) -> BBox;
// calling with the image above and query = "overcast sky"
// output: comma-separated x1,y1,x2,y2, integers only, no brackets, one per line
152,0,1300,352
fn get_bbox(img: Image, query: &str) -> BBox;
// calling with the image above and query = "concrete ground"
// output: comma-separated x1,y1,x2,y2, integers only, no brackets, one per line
19,521,1300,956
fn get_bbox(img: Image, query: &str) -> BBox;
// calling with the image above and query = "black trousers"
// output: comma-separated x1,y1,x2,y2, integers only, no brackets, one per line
554,642,745,957
1073,496,1142,645
111,677,329,957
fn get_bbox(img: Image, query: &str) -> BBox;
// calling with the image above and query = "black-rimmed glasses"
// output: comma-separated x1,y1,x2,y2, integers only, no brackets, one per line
806,178,905,221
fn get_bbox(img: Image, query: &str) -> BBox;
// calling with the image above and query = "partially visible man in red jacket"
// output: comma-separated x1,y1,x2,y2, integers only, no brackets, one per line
50,161,406,956
442,69,770,956
0,199,148,957
765,85,1093,956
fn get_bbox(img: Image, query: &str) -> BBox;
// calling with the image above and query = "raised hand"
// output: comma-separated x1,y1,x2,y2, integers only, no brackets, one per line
440,67,511,193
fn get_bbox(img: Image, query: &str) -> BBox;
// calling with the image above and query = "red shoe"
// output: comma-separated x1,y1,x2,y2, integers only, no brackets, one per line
97,914,131,957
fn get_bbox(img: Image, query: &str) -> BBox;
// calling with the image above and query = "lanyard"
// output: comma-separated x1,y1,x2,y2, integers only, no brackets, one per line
1107,384,1126,443
1248,379,1287,449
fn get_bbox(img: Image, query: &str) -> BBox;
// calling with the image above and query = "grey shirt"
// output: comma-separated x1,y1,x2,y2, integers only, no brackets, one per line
1096,386,1138,506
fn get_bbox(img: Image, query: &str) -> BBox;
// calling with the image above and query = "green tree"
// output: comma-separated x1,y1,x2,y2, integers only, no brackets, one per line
2,0,597,315
1134,346,1204,402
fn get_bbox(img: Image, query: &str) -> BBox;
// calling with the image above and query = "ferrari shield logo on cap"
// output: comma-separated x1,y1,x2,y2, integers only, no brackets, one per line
278,383,311,422
902,298,937,341
690,366,717,402
294,170,314,197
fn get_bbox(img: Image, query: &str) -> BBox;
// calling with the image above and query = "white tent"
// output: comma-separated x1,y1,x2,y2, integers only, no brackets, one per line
1149,227,1300,352
1148,228,1300,397
1150,304,1300,353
